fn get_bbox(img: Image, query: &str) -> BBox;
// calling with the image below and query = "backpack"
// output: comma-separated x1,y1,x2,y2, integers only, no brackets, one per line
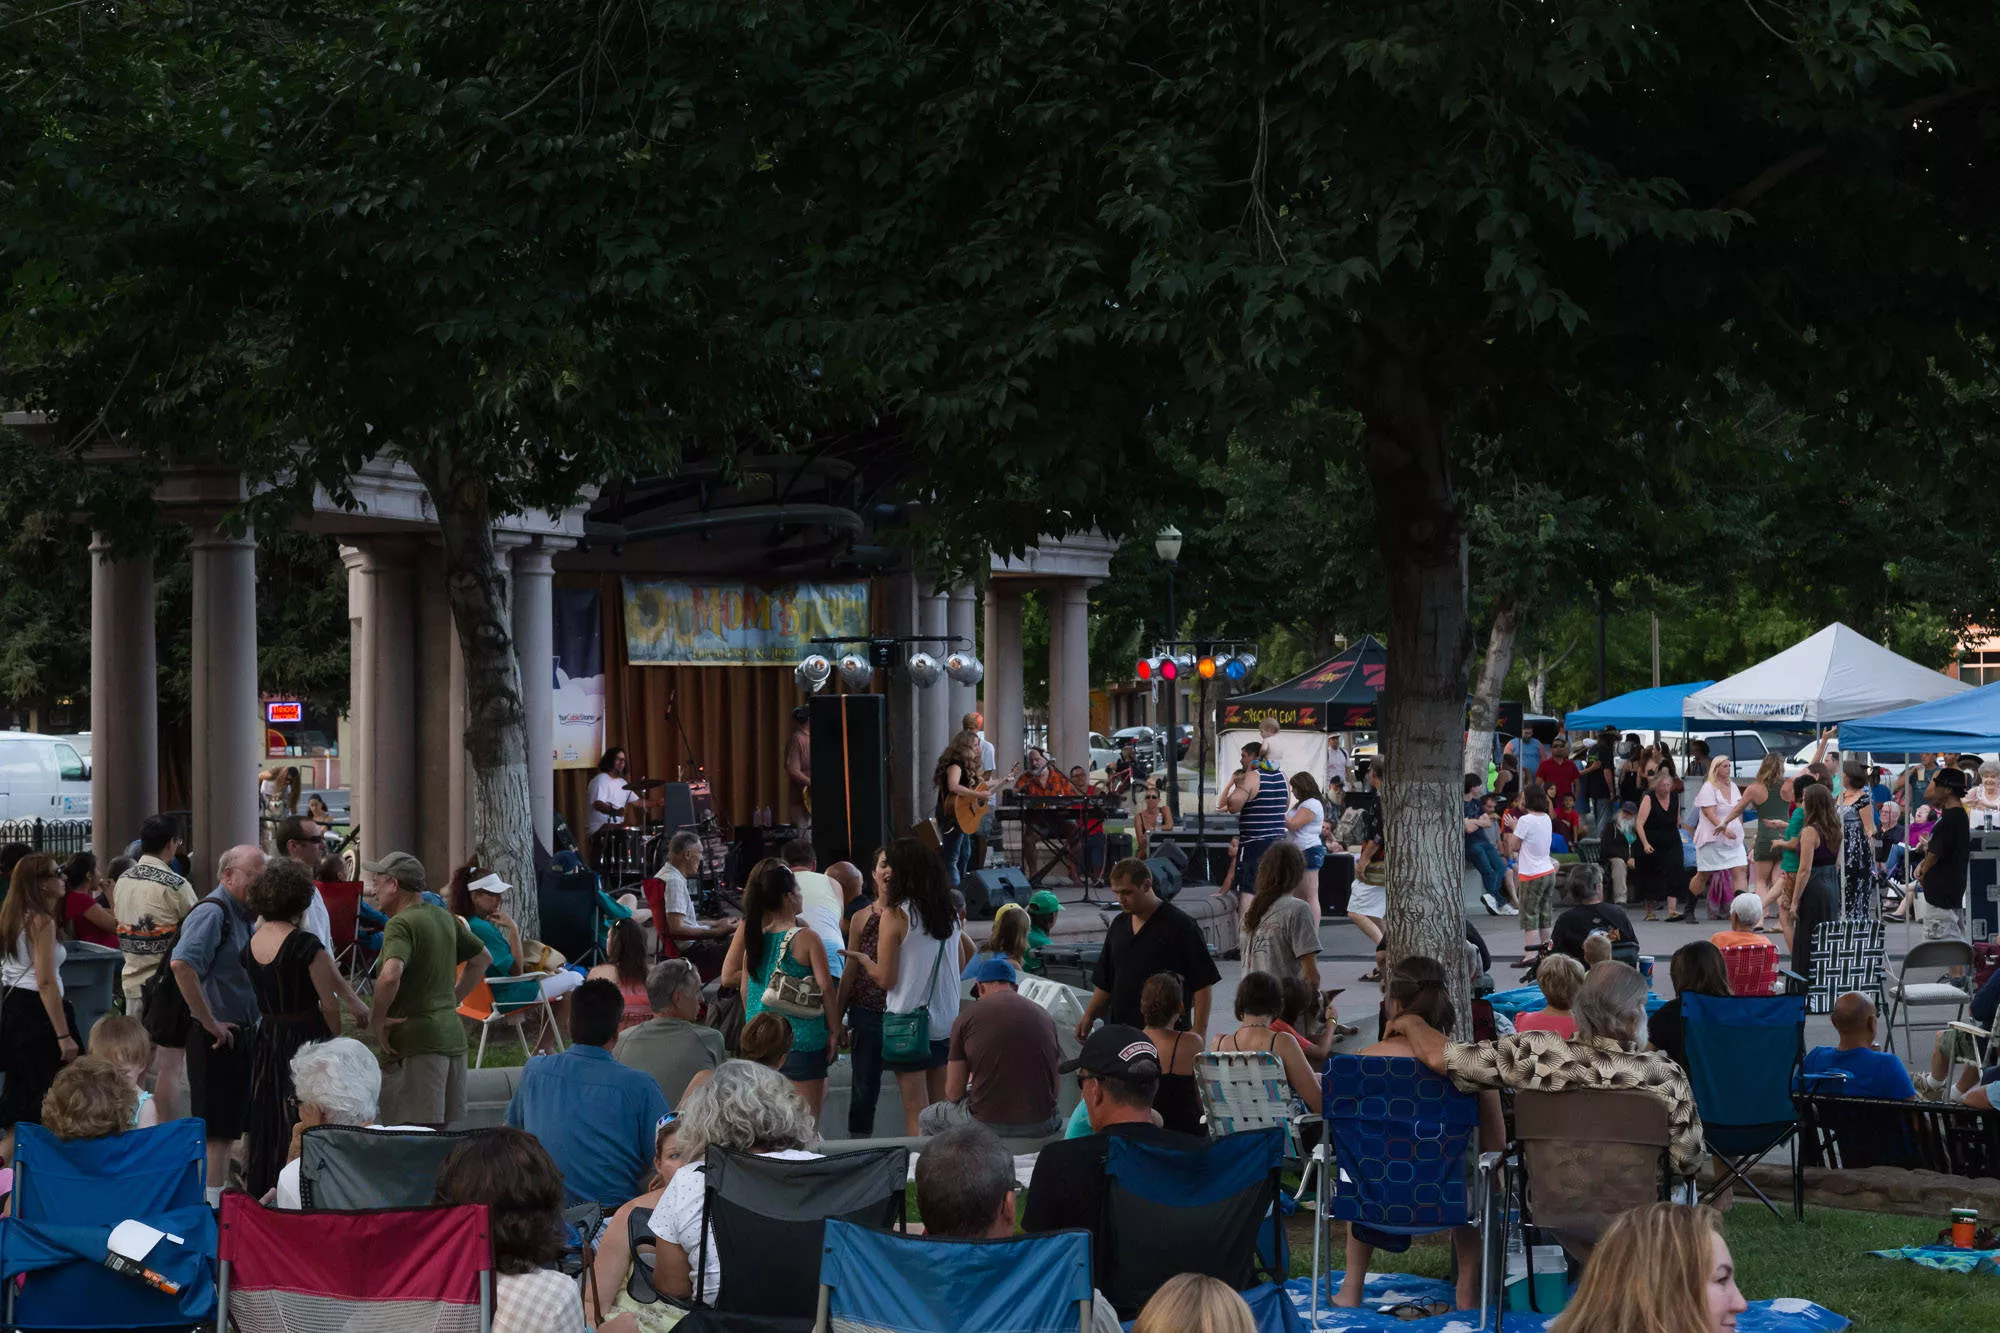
1333,804,1369,847
139,897,230,1048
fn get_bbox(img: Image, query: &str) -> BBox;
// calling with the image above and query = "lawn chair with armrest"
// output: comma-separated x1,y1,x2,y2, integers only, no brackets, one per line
1681,991,1807,1220
1098,1126,1287,1320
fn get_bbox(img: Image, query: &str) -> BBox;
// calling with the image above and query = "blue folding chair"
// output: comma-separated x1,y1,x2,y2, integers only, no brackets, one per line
1099,1126,1286,1319
1315,1054,1504,1331
1682,991,1807,1220
816,1218,1094,1333
1,1117,215,1329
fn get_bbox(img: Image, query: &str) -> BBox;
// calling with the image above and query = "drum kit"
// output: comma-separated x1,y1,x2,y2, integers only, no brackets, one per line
596,776,675,892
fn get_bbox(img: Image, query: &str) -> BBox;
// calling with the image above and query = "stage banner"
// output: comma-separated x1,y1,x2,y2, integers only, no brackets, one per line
622,579,869,666
553,587,607,770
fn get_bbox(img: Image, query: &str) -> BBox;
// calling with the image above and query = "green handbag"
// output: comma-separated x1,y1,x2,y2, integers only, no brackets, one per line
881,934,949,1062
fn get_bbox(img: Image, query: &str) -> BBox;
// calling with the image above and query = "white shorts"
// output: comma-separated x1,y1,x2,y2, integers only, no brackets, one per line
1695,840,1747,873
1347,881,1387,918
540,970,585,1001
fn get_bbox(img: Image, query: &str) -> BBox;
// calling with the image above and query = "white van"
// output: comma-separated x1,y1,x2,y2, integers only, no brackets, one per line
0,732,92,822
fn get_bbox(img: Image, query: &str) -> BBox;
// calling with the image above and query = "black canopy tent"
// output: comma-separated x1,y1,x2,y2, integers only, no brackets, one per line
1219,635,1387,734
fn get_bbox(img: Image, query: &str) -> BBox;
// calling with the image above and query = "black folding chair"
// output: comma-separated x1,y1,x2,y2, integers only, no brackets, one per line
1098,1127,1285,1319
692,1146,909,1317
538,865,604,967
299,1125,486,1210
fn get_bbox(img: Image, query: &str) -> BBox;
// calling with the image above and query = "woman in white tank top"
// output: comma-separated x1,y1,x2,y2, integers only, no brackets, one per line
0,853,77,1156
842,838,962,1136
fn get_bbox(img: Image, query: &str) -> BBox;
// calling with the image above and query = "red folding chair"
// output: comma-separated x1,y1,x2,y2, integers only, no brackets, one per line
217,1191,493,1331
642,877,683,961
315,879,367,986
1720,942,1779,997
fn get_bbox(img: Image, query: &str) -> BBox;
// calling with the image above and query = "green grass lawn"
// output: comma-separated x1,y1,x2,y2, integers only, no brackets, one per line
1273,1205,2000,1328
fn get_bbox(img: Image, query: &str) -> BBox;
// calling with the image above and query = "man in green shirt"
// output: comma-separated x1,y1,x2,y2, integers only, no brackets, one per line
362,851,489,1127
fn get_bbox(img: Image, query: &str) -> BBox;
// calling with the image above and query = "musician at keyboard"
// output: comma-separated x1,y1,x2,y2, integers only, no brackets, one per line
1014,748,1077,883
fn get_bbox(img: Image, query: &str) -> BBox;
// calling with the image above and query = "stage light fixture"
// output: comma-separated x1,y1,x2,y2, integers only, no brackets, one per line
1135,657,1154,681
794,654,831,693
1222,653,1250,681
1159,656,1179,681
944,651,984,686
838,653,875,690
906,652,943,687
1197,655,1217,680
1236,650,1258,672
1174,651,1196,675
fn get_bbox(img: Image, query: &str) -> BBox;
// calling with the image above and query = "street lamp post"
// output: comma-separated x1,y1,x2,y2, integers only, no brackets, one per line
1155,526,1183,817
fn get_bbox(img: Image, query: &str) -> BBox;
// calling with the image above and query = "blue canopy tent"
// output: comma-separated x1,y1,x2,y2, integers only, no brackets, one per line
1836,679,2000,756
1564,682,1715,733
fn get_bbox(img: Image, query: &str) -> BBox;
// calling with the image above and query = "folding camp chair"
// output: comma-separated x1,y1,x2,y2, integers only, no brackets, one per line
315,878,367,984
1313,1054,1504,1332
1195,1049,1319,1166
643,877,682,960
299,1125,485,1209
1884,938,1974,1059
1,1118,215,1330
217,1192,493,1331
458,972,566,1067
540,865,605,966
1807,918,1885,1015
1720,942,1780,997
816,1218,1095,1333
692,1145,909,1316
1682,991,1807,1220
1511,1089,1677,1307
1099,1126,1286,1319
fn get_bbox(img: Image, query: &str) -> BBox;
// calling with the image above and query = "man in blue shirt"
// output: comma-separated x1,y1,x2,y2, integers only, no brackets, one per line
1800,992,1916,1100
507,978,671,1207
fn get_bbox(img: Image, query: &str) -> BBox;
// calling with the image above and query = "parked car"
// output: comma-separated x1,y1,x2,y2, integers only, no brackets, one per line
0,732,92,822
1109,726,1162,768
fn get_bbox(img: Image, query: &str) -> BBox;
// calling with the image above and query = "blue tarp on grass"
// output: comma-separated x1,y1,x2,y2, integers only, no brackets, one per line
1281,1273,1850,1332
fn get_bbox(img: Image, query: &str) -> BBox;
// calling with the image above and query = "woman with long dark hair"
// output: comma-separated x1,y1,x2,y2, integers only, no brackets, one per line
843,838,961,1136
59,852,118,947
0,853,78,1158
447,862,582,1051
835,847,895,1137
587,919,653,1031
721,858,838,1121
1838,760,1882,919
1787,784,1844,985
932,730,985,888
1241,842,1319,987
1646,940,1732,1069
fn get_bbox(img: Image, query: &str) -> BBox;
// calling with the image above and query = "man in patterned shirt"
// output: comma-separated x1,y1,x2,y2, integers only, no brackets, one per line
1388,960,1705,1179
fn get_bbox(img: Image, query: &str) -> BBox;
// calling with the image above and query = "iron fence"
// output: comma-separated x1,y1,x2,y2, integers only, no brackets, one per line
0,818,93,858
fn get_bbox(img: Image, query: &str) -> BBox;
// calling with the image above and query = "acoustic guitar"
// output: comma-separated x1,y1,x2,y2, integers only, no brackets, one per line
952,764,1020,834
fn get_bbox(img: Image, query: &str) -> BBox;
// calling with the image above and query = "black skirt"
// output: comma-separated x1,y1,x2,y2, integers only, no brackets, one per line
0,984,77,1130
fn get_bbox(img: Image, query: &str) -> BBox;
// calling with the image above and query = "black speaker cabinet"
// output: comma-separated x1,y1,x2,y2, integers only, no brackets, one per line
810,694,890,876
961,866,1032,920
658,781,697,834
1144,855,1184,901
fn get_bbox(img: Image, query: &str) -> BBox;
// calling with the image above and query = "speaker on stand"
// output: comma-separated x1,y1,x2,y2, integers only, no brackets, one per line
809,694,891,878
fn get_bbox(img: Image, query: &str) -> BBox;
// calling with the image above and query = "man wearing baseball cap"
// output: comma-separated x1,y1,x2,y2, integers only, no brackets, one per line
1917,766,1972,949
362,851,489,1127
915,958,1061,1138
1020,1024,1204,1266
1025,890,1062,971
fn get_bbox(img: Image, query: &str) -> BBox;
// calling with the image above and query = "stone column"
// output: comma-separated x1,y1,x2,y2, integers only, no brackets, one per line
946,585,979,724
1048,581,1092,773
915,583,953,781
340,545,369,849
356,540,419,865
89,536,158,864
188,522,260,868
511,542,557,852
984,585,1025,777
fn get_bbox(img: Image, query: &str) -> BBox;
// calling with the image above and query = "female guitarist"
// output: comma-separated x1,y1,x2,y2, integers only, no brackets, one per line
934,729,986,889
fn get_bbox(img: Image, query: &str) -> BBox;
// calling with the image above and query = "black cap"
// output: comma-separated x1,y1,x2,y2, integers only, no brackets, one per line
1936,767,1969,796
1060,1024,1162,1079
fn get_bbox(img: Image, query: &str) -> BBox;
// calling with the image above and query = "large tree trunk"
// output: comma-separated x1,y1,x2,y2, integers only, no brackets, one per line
417,448,538,940
1463,599,1522,781
1361,350,1475,1035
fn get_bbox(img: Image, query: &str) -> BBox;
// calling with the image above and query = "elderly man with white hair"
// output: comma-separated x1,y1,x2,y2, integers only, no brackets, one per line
271,1036,430,1209
1711,892,1780,953
1389,962,1705,1179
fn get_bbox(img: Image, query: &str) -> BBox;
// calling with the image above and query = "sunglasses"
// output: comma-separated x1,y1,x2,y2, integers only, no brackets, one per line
656,1112,679,1131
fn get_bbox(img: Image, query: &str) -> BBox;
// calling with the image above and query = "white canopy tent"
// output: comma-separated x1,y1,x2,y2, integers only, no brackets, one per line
1682,623,1969,727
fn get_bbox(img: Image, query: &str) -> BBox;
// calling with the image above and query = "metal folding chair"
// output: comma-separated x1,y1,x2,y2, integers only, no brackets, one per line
1884,938,1974,1058
458,972,566,1068
217,1192,493,1331
1682,991,1807,1220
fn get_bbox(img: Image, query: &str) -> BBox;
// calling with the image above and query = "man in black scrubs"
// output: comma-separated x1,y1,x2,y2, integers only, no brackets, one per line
1075,859,1220,1040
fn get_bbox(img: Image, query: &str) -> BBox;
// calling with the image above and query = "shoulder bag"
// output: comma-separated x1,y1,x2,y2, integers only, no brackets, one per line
140,898,230,1048
759,927,825,1019
881,931,949,1062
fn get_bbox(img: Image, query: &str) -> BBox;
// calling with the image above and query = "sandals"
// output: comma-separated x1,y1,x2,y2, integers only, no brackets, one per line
1383,1299,1454,1321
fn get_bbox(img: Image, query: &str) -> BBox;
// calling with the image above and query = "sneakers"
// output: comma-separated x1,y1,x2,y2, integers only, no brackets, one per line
1498,902,1520,916
1481,893,1503,916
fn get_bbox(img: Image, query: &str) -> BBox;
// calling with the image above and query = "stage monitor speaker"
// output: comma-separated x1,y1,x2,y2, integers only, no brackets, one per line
658,782,696,835
810,694,890,876
961,866,1032,920
1144,855,1184,902
1151,838,1189,873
